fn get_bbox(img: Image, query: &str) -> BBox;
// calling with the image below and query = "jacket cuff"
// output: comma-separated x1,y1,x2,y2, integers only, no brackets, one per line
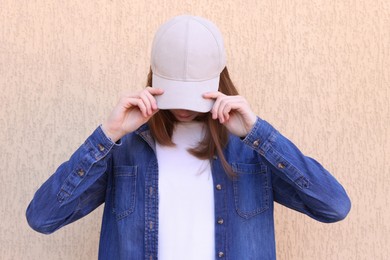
86,125,122,160
241,117,278,156
57,125,121,203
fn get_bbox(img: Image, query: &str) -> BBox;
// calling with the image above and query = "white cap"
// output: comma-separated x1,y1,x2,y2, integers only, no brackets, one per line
150,15,227,112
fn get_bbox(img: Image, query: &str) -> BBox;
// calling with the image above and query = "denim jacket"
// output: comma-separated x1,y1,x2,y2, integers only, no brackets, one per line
26,117,351,260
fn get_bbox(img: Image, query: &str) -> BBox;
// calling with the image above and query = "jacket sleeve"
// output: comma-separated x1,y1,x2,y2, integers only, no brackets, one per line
242,117,351,223
26,125,121,234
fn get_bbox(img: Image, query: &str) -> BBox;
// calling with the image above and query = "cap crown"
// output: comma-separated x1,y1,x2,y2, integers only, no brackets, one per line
151,15,226,82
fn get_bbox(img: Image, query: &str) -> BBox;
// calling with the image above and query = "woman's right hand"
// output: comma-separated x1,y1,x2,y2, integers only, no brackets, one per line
101,87,164,142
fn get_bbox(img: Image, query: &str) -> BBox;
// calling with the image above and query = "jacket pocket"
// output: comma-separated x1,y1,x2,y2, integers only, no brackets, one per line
112,166,137,220
232,162,270,219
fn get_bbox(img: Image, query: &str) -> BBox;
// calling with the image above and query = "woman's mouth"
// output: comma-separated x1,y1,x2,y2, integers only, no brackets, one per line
170,109,200,122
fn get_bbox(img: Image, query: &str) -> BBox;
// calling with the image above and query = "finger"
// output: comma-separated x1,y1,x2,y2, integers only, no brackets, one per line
222,101,232,122
209,92,226,120
144,89,159,110
125,97,148,117
138,98,150,118
218,97,232,123
146,87,164,111
121,96,136,109
119,87,164,100
139,91,152,115
146,86,164,96
219,96,247,123
202,91,223,100
211,96,222,120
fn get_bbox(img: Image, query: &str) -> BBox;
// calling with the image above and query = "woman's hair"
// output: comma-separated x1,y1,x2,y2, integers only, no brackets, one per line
146,66,238,179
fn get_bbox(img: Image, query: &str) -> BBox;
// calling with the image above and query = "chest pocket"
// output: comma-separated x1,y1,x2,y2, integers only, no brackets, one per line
111,166,137,220
232,162,270,219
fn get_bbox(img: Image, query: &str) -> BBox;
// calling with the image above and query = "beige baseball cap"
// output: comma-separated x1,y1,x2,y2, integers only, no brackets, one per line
150,15,227,112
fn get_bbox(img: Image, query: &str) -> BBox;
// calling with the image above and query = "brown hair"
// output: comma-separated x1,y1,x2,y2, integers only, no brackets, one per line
146,67,238,179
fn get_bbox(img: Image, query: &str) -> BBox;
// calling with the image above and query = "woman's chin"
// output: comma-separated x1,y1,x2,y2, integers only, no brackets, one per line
170,109,201,122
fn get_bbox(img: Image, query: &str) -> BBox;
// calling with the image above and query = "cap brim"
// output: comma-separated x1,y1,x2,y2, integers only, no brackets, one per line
152,74,219,113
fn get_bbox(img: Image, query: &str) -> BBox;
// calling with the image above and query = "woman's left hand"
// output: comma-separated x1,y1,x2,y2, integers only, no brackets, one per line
203,92,257,137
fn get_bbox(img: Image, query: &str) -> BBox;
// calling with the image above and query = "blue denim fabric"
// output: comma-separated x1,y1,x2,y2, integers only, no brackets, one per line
26,117,351,260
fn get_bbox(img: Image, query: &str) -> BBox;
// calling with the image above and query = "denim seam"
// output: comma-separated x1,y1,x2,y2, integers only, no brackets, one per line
111,166,138,220
269,147,310,189
232,163,270,219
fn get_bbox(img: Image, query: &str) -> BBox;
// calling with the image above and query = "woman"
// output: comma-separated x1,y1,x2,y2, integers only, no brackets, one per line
26,15,351,260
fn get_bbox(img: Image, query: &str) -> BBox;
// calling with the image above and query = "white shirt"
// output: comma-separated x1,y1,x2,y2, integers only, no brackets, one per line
157,121,215,260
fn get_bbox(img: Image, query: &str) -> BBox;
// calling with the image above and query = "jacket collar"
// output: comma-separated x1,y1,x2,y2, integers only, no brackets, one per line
135,124,156,153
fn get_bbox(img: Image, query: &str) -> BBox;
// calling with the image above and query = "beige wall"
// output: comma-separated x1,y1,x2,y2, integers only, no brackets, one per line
1,0,388,259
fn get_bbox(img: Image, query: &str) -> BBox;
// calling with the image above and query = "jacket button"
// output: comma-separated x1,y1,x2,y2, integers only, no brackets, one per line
77,169,85,177
213,155,218,160
216,184,222,190
218,251,224,258
98,144,105,151
253,139,260,147
277,162,286,169
217,218,224,224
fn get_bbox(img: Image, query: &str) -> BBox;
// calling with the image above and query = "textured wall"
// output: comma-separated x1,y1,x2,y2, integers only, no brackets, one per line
0,0,389,259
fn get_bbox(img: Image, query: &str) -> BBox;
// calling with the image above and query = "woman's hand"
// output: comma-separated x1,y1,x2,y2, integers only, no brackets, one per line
101,87,164,142
203,91,257,137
